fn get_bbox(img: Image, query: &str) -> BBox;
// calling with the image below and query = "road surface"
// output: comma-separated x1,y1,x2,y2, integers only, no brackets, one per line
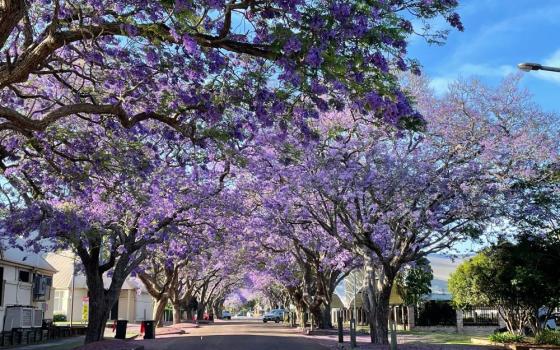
139,319,330,350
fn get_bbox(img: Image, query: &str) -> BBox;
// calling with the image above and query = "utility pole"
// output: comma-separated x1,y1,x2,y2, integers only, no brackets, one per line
70,256,76,327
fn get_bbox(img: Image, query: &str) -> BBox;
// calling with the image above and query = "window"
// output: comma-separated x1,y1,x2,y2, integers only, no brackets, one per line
33,274,52,301
19,270,30,283
54,290,65,312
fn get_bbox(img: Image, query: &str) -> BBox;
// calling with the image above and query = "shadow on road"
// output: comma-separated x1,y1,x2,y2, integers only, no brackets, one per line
137,334,330,350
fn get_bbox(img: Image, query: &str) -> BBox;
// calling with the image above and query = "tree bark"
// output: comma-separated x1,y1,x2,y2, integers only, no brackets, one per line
0,0,25,48
153,297,168,327
173,303,182,324
296,305,306,329
83,271,120,343
362,260,396,344
319,302,333,329
197,304,205,320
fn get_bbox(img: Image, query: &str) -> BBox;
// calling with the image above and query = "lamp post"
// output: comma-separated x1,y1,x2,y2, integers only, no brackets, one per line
518,62,560,73
350,272,357,349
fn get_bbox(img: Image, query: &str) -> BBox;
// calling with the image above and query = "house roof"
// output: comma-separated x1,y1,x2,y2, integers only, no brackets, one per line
0,242,57,273
331,292,345,309
45,252,147,292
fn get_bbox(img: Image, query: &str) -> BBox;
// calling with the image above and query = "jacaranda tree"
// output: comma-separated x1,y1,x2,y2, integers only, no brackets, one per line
0,0,464,159
244,75,557,343
0,120,231,343
242,166,356,328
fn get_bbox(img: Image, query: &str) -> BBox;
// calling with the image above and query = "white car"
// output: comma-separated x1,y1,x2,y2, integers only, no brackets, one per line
263,309,284,323
221,311,231,320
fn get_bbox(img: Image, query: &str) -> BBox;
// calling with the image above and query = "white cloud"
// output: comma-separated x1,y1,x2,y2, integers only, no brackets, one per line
456,63,516,77
428,63,516,94
429,76,454,95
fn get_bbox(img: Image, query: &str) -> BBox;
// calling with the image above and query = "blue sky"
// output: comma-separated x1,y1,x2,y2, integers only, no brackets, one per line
409,0,560,112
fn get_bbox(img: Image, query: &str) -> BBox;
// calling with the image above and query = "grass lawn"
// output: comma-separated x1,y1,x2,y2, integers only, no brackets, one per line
21,337,85,350
349,325,490,345
399,330,486,344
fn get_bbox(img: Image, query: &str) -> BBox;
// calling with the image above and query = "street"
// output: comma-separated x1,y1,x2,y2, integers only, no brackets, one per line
138,319,329,350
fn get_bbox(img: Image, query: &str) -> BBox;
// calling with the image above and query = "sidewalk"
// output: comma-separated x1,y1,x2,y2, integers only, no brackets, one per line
77,322,207,350
103,321,200,339
10,336,85,350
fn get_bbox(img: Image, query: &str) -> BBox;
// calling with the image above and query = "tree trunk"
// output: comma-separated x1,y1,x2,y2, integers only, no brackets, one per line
197,304,205,320
83,275,119,343
186,308,194,321
296,305,306,329
319,302,333,329
212,300,223,319
153,297,168,327
173,303,182,324
309,304,322,328
362,260,396,344
84,291,113,343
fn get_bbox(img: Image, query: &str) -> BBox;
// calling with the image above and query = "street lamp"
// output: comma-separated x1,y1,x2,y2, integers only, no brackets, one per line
518,62,560,73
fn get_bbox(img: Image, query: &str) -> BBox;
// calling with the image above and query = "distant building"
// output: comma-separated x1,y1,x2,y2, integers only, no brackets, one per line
332,254,470,329
0,244,57,330
336,254,465,307
45,252,154,323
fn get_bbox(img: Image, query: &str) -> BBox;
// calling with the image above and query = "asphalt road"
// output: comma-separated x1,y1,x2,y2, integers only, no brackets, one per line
140,319,330,350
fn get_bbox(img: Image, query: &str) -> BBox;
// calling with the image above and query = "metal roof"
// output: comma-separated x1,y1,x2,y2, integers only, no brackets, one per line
0,244,57,273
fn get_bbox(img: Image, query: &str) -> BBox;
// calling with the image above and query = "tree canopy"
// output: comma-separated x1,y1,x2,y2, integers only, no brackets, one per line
449,234,560,335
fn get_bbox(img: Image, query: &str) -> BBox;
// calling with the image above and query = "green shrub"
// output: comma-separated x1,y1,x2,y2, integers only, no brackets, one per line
53,314,67,322
535,330,560,345
489,332,524,343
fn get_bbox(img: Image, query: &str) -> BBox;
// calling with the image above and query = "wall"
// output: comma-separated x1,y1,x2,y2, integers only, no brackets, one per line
63,287,88,323
57,288,154,323
0,264,55,330
135,292,154,322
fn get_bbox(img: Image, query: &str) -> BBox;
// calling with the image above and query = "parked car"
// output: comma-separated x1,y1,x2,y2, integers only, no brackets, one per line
263,309,284,323
543,312,559,330
222,311,232,320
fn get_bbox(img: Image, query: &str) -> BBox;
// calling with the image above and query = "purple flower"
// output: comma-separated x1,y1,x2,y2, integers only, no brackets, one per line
331,2,352,21
371,52,388,73
447,13,464,31
365,91,383,110
145,49,159,65
283,36,302,54
305,47,323,68
175,0,190,11
182,34,198,55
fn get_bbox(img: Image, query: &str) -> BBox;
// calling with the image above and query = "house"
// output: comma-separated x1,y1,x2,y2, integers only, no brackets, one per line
0,244,57,331
45,252,154,323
